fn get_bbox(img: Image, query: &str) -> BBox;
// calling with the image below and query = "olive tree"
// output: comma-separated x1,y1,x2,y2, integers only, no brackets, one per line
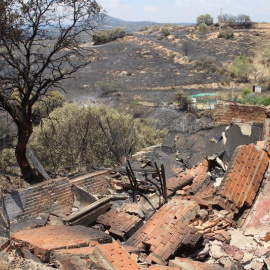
0,0,103,184
196,14,213,26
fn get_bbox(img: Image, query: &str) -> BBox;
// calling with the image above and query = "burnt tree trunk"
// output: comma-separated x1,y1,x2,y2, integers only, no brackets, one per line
16,122,42,185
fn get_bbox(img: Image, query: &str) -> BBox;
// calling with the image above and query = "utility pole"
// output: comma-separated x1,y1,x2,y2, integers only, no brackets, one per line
219,8,223,31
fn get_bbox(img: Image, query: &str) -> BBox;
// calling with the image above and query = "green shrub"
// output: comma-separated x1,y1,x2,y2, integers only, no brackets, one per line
161,27,170,37
218,28,234,39
197,23,209,35
196,55,218,73
262,49,270,67
262,97,270,106
152,25,160,32
0,148,16,173
175,91,192,111
196,14,213,26
241,93,263,105
163,23,172,27
229,56,254,82
139,26,149,32
218,14,251,27
219,76,231,85
98,81,121,97
93,27,126,45
242,88,252,97
29,104,167,169
33,91,66,125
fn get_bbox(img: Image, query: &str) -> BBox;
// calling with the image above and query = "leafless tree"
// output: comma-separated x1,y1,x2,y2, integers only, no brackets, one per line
0,0,103,184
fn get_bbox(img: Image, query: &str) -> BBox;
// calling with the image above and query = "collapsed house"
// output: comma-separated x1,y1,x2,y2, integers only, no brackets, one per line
1,102,270,269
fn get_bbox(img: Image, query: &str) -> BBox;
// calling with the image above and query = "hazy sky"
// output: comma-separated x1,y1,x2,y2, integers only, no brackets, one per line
98,0,270,23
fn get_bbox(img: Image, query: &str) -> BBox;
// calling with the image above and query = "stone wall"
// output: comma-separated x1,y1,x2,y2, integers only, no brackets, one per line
214,102,266,125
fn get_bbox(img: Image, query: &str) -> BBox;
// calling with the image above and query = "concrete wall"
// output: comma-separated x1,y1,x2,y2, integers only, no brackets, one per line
214,102,266,125
70,171,111,195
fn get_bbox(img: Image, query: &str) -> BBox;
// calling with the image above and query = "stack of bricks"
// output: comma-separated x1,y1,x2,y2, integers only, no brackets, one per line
125,198,202,262
91,241,141,270
96,208,143,241
186,159,209,195
215,144,269,213
2,177,73,222
11,225,112,262
166,172,194,197
213,102,266,125
70,171,111,196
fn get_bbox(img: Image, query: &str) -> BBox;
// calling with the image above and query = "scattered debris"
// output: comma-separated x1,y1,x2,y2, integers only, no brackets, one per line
1,102,270,269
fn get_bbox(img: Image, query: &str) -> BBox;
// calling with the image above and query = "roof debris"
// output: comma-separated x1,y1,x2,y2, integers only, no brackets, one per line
1,102,270,269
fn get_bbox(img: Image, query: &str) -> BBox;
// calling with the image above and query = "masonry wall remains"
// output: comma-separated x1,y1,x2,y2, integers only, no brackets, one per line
214,102,266,125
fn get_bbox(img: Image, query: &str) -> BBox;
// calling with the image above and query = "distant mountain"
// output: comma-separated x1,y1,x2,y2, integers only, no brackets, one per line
102,15,193,32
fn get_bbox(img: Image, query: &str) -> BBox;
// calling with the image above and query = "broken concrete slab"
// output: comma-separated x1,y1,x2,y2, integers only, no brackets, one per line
169,257,225,270
10,213,49,233
139,192,161,218
63,197,111,226
0,236,9,251
244,168,270,238
121,203,145,219
229,229,259,251
71,184,97,209
52,246,106,270
11,225,112,262
0,211,10,238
